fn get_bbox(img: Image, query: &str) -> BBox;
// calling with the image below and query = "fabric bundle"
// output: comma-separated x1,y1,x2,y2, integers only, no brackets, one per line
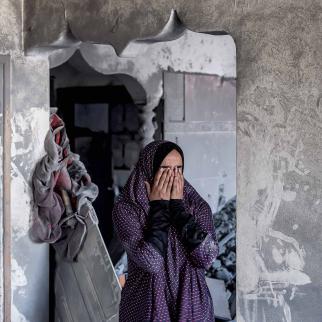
31,113,99,261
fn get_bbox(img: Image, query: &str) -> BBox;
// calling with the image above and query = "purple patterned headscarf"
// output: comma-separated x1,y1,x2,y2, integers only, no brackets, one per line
113,139,215,236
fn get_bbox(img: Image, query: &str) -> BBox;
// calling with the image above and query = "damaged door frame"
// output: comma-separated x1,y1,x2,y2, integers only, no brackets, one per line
25,10,236,148
24,9,236,321
0,55,11,322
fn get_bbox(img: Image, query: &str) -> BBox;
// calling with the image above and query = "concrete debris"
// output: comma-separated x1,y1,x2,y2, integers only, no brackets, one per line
206,195,236,320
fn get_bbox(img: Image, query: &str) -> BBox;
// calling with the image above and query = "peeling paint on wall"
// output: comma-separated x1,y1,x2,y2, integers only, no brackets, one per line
238,109,318,321
9,55,50,321
45,28,235,147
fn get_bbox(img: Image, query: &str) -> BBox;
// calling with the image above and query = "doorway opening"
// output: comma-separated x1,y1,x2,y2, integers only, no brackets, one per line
51,51,147,251
49,51,152,320
45,26,236,320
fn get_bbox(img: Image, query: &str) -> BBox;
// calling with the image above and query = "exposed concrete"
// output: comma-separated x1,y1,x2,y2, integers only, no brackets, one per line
51,54,147,104
38,20,234,149
11,57,49,322
0,53,9,322
0,1,50,321
0,0,22,53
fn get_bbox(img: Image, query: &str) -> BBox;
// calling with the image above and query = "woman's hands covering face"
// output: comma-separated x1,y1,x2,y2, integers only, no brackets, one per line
145,167,184,201
145,168,174,201
170,167,184,199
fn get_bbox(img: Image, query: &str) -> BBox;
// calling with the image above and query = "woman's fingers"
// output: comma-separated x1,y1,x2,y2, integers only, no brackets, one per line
172,175,178,194
158,168,169,188
170,176,175,194
178,171,183,194
151,167,182,200
161,168,172,192
166,170,174,195
181,171,184,189
170,172,177,197
153,167,164,187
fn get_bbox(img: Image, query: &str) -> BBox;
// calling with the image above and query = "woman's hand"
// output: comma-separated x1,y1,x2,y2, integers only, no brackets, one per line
145,168,174,201
171,167,184,199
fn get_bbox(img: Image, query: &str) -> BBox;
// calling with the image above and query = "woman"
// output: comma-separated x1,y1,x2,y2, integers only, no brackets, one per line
112,140,219,321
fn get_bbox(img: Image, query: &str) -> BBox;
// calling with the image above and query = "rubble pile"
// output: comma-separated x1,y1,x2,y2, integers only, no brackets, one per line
206,195,236,319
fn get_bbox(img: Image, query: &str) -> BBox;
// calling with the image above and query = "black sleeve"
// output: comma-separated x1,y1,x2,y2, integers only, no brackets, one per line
144,200,171,258
169,199,207,252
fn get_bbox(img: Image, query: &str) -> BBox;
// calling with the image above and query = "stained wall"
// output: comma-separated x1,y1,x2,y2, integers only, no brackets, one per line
1,0,50,321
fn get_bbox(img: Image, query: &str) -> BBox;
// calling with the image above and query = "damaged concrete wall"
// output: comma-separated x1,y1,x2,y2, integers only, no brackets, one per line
1,0,50,321
11,56,49,322
20,0,322,321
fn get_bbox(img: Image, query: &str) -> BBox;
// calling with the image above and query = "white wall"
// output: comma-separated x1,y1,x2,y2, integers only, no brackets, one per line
1,1,50,321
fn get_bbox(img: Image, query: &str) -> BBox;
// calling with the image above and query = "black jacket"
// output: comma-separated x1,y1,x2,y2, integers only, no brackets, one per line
144,199,207,257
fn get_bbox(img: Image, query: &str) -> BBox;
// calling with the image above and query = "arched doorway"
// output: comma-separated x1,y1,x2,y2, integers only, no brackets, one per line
28,11,236,321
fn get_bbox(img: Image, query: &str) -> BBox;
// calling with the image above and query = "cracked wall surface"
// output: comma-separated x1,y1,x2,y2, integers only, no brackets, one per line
24,1,322,321
1,1,50,321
